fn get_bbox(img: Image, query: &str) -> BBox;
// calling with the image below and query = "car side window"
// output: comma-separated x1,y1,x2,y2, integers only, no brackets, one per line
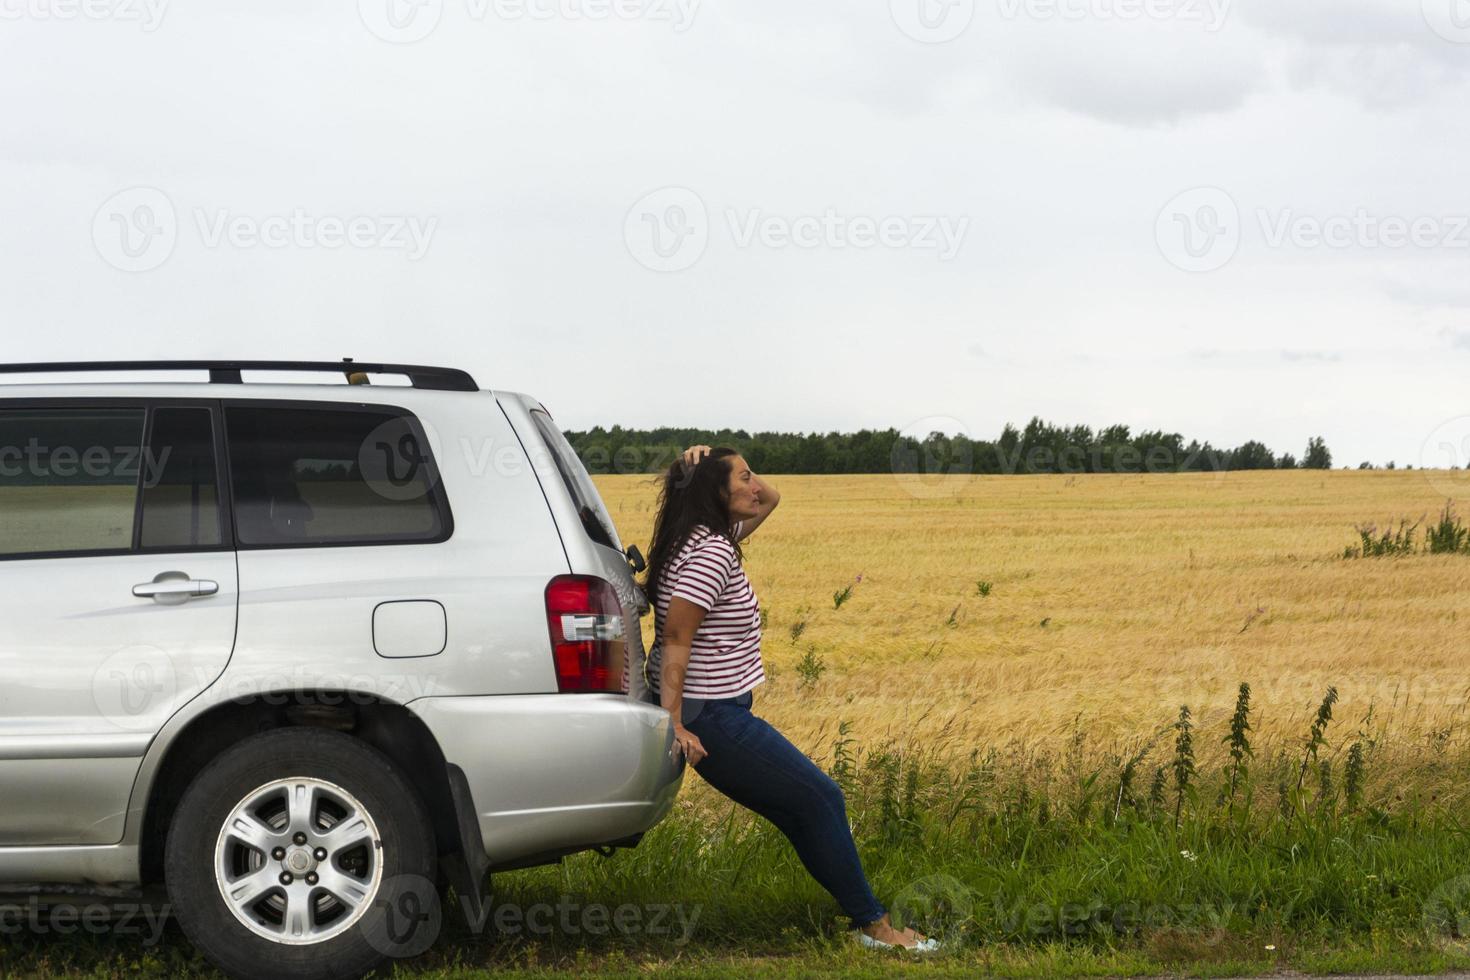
529,408,618,549
0,407,146,558
225,404,450,547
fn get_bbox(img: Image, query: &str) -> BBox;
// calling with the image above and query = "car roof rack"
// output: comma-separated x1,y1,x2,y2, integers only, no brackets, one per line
0,358,478,392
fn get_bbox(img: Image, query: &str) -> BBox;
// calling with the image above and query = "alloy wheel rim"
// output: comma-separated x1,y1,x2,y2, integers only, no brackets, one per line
213,776,384,945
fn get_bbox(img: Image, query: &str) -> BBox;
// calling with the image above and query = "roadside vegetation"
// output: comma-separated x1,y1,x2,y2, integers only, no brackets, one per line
8,469,1470,977
10,684,1470,977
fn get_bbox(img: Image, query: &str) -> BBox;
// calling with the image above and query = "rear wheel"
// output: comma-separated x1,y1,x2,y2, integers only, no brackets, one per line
165,727,438,980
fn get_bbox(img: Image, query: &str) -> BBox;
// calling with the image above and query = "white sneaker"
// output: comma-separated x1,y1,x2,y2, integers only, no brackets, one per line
854,929,942,954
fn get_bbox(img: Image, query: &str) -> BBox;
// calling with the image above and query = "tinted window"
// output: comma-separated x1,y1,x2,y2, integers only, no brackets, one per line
529,409,617,549
226,405,449,547
0,408,145,557
140,407,223,550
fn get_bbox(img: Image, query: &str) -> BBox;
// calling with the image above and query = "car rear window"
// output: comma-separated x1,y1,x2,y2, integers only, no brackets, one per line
529,408,618,550
225,404,451,548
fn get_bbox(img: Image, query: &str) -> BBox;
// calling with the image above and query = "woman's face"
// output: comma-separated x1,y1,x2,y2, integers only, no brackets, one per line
723,454,763,520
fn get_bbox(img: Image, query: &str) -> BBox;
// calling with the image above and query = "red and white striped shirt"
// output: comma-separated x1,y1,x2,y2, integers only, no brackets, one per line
648,522,764,699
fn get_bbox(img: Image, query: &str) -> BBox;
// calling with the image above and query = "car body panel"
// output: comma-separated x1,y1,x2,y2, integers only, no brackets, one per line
408,693,681,864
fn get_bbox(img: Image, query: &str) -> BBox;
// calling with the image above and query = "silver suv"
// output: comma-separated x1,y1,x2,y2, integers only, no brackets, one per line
0,359,681,979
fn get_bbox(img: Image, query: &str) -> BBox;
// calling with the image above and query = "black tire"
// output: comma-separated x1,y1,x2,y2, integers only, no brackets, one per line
165,727,438,980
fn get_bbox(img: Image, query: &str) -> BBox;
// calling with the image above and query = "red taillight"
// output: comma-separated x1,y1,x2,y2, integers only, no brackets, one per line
545,575,627,693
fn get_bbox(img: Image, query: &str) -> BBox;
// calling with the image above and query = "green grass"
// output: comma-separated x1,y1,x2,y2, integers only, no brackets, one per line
8,684,1470,977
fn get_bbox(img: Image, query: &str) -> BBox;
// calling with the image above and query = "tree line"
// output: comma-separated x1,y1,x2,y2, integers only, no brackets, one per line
562,419,1334,475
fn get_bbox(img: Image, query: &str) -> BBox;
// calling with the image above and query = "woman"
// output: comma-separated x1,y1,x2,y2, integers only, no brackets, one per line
642,444,938,953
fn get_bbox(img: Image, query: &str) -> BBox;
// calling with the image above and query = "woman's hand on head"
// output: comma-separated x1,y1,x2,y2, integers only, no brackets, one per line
682,444,713,467
672,724,708,765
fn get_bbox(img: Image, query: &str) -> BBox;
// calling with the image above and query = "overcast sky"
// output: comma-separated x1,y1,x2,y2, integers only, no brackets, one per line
2,0,1468,468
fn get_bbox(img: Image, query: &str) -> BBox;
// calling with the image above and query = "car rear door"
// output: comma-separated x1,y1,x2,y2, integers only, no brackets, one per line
0,399,238,845
504,396,652,701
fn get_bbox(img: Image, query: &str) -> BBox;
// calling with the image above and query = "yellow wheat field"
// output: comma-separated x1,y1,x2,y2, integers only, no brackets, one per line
597,468,1470,765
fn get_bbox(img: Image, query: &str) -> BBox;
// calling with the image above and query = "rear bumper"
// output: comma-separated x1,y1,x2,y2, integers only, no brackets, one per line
406,693,684,866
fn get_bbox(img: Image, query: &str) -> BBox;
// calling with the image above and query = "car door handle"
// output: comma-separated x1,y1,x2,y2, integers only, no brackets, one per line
132,575,219,600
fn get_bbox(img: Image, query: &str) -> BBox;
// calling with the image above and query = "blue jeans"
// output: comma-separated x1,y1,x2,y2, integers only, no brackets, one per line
684,696,887,928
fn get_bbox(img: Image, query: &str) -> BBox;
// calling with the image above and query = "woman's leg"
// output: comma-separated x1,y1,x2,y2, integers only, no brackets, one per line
685,703,887,927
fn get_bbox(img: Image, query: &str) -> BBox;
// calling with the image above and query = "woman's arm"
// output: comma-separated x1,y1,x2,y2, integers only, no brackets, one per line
734,474,779,542
661,596,709,764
